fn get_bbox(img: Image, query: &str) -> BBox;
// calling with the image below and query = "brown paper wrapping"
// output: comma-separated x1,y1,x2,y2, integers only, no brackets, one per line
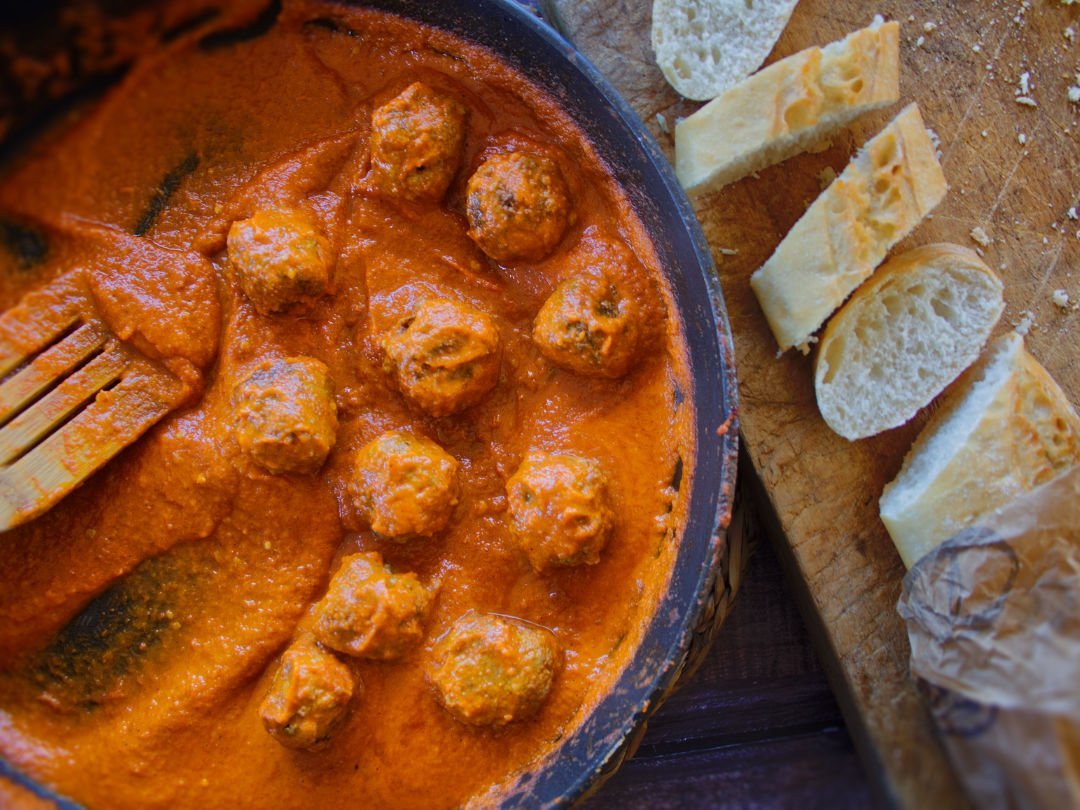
897,466,1080,810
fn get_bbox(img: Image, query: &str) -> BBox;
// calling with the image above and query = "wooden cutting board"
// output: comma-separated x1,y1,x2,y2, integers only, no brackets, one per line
549,0,1079,806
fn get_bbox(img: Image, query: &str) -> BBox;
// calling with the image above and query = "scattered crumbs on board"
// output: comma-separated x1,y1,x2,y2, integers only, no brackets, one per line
1051,289,1071,311
1014,310,1036,336
927,128,942,159
970,226,992,247
1018,71,1031,96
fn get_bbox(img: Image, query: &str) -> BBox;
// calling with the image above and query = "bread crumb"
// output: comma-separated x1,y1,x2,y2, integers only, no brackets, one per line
926,128,942,159
923,21,937,34
1069,86,1080,104
1066,27,1077,42
981,129,989,138
817,166,837,190
916,35,926,48
1068,208,1079,221
1051,289,1071,310
972,43,982,53
1018,132,1027,144
655,112,670,134
970,226,993,247
1015,96,1037,107
1043,236,1050,245
1018,71,1031,95
717,247,738,256
1014,310,1035,336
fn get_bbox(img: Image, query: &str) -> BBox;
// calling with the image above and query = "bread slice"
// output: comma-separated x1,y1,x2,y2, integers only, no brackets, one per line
652,0,801,101
676,19,900,196
880,333,1080,568
815,244,1004,440
750,104,948,354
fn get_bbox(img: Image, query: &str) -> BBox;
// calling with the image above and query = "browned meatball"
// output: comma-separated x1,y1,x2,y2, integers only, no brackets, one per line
427,612,557,727
227,206,332,314
313,552,432,660
381,298,501,417
466,152,571,262
533,274,640,378
347,430,460,539
505,452,614,572
371,82,468,202
260,636,357,750
233,357,338,475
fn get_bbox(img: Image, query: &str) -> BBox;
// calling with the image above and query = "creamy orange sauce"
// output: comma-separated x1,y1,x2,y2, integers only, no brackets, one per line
0,2,693,807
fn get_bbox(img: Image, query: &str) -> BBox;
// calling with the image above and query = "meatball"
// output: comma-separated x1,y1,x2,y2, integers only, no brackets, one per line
260,636,356,750
313,552,432,660
466,152,571,262
505,452,614,572
347,430,460,539
427,612,557,727
227,206,332,314
371,82,468,203
382,298,501,417
533,274,640,378
233,357,338,475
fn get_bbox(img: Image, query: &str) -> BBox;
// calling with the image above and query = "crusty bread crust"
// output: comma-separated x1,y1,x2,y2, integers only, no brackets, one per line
880,333,1080,568
652,0,801,101
676,20,900,195
750,104,948,354
815,243,1004,440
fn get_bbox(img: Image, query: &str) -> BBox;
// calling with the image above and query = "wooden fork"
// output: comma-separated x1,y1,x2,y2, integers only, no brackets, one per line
0,270,190,531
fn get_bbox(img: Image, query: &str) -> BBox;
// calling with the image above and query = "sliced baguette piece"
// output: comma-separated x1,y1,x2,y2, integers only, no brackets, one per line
815,244,1005,440
880,333,1080,568
652,0,801,101
750,103,948,354
676,18,900,195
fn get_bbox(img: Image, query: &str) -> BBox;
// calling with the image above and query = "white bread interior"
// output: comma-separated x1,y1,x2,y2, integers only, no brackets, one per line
815,244,1004,440
750,103,948,354
651,0,801,101
880,333,1080,568
676,19,900,196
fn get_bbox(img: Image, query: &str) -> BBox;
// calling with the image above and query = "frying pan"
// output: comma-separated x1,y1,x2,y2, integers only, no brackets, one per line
0,1,739,805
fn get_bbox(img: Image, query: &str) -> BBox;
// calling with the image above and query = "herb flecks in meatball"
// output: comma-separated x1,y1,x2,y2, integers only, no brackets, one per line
313,552,432,660
227,206,332,315
466,151,571,263
428,612,557,727
348,430,460,539
382,298,501,417
506,452,614,573
233,357,338,475
533,274,640,378
371,82,468,203
260,636,357,751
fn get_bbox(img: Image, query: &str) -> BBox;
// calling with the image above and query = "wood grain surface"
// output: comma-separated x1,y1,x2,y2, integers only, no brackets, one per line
548,0,1079,807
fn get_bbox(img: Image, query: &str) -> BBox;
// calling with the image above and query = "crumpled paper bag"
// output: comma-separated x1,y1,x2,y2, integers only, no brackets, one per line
897,466,1080,810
